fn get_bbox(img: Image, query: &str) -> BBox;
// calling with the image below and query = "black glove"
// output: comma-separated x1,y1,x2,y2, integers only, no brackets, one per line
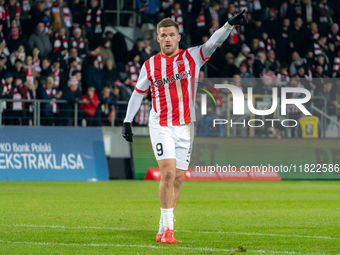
228,9,248,26
122,122,133,142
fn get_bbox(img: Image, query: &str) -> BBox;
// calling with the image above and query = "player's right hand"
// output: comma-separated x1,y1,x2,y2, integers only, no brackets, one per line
122,122,133,142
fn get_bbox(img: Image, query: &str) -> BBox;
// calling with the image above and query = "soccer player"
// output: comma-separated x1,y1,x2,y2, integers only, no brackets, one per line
122,10,247,243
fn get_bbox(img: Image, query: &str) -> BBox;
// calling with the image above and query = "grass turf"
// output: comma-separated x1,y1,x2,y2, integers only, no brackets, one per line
0,181,339,255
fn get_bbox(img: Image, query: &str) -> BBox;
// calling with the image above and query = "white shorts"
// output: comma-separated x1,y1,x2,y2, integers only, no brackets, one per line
149,122,194,170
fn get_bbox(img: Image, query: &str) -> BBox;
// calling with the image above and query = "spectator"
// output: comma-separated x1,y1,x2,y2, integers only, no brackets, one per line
98,85,119,126
190,4,211,46
25,55,38,90
0,0,9,35
72,70,82,90
10,44,26,67
85,0,106,38
0,53,7,78
7,0,24,29
314,64,327,94
7,25,30,54
70,0,84,28
89,40,103,70
68,47,82,72
207,42,225,77
160,0,174,18
221,53,238,78
245,53,255,76
249,38,262,56
316,54,332,77
69,27,87,58
231,74,243,91
105,27,127,72
37,76,61,126
314,36,334,64
259,32,273,53
52,27,69,58
263,7,280,39
254,51,268,77
170,2,188,48
328,23,340,53
7,76,28,125
0,72,14,124
51,0,72,31
300,0,314,25
224,34,242,58
137,0,160,24
79,86,99,126
0,24,10,57
25,78,36,126
291,17,311,57
234,43,250,68
40,57,53,81
134,92,150,126
310,21,320,41
239,62,256,91
117,76,134,125
51,58,63,89
102,58,119,89
295,65,314,92
143,36,154,58
127,53,141,86
265,50,280,72
30,0,46,30
277,63,290,87
83,55,103,94
58,75,81,126
11,59,26,82
67,57,78,78
99,37,114,65
32,47,41,74
128,38,148,65
314,0,333,36
289,51,304,76
28,22,52,58
245,15,265,45
303,50,315,73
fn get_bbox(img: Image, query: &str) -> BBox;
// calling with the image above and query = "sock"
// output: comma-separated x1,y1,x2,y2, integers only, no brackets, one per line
161,208,174,230
158,211,164,234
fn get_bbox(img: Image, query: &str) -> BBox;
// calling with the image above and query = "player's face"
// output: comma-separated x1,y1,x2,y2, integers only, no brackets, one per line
157,26,181,57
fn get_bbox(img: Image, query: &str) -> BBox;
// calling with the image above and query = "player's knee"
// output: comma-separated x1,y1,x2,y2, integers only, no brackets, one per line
174,174,184,188
161,168,175,182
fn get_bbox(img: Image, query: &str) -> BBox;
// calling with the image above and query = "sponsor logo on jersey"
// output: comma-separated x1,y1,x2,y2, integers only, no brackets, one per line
154,70,191,87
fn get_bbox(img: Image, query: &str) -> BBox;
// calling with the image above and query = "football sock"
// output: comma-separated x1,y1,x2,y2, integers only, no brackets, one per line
158,211,164,234
161,208,174,230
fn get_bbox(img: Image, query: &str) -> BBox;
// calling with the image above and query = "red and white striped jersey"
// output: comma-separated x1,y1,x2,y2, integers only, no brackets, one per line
134,46,209,127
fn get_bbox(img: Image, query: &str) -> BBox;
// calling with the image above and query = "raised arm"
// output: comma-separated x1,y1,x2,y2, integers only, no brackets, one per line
201,10,248,60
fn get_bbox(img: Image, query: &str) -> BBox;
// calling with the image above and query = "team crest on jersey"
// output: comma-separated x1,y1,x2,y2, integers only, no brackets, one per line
154,70,192,87
176,60,184,66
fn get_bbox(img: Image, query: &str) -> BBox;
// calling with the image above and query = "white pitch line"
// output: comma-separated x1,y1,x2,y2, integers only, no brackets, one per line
0,240,335,255
0,223,338,241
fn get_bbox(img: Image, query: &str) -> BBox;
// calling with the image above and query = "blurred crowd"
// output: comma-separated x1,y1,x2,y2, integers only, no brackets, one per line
0,0,339,128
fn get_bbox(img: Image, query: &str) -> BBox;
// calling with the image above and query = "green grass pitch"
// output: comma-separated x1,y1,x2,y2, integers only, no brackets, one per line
0,181,339,254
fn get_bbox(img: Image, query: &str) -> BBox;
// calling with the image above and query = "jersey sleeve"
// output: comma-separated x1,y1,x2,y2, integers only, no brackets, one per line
135,63,151,93
186,46,209,69
187,22,234,68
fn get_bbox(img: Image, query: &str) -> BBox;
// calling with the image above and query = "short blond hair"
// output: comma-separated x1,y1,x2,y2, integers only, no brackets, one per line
157,18,179,34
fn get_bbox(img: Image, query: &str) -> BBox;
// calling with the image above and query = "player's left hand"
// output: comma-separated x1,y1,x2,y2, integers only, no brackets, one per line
228,9,248,26
122,122,133,142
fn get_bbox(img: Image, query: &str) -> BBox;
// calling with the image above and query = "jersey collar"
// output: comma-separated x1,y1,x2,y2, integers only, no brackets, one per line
159,49,184,59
